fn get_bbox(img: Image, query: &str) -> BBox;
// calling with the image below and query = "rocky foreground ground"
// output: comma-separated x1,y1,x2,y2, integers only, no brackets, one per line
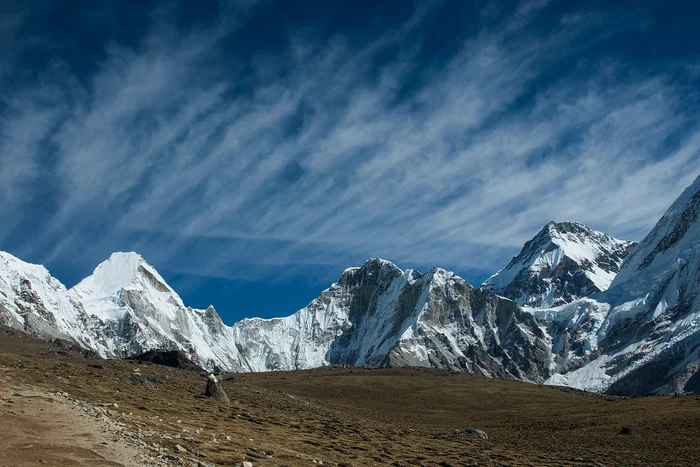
1,326,699,467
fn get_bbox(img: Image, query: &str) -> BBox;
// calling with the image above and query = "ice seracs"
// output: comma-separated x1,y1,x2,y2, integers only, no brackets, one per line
482,221,636,308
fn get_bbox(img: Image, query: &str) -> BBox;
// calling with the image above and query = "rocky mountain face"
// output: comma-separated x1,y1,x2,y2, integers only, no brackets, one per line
232,259,551,381
482,222,636,308
541,175,700,395
0,176,698,396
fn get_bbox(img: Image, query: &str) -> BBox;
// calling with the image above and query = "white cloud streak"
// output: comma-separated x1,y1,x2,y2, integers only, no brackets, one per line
0,1,698,287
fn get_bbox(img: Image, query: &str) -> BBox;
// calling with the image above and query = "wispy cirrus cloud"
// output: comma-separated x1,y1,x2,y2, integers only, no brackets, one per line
0,1,698,305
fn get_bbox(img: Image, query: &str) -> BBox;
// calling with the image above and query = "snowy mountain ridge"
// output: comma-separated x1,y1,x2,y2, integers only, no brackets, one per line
0,252,551,381
230,260,550,381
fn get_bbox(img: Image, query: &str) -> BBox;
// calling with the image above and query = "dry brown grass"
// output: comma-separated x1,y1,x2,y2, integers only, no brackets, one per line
1,327,699,466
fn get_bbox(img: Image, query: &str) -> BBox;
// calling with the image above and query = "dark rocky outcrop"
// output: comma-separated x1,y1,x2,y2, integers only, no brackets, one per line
129,349,205,373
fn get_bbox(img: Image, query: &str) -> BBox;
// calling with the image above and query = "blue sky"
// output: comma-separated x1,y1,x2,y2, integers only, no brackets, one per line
1,0,699,323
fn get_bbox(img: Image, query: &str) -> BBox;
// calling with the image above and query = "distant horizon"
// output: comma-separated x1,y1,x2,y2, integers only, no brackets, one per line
1,1,698,323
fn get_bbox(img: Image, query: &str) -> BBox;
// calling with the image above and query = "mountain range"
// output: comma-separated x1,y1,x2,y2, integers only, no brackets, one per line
1,175,698,396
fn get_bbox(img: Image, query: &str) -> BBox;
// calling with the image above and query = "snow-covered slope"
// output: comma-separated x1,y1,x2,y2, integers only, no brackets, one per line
542,175,700,395
0,251,248,372
482,222,636,308
0,251,90,344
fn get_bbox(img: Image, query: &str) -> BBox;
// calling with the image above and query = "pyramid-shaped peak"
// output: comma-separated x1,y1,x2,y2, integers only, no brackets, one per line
482,220,636,308
109,251,144,260
542,221,630,250
96,251,146,281
71,251,171,297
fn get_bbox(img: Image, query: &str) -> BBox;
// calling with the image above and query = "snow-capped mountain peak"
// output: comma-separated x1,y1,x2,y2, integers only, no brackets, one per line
0,250,249,371
69,252,182,322
73,252,174,297
482,221,636,308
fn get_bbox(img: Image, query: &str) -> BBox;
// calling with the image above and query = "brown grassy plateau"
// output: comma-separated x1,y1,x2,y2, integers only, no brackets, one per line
1,326,699,466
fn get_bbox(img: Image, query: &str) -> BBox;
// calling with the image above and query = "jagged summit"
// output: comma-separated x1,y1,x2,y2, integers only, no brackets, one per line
229,257,549,379
362,257,403,275
365,257,398,266
482,221,636,308
337,258,405,291
547,220,592,233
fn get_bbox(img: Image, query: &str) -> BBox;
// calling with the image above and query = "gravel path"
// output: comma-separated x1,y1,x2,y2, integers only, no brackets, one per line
0,372,163,467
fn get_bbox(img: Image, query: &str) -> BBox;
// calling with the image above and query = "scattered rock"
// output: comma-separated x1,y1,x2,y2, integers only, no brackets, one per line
620,426,633,435
462,428,489,439
242,462,254,467
174,444,187,453
204,374,230,403
570,458,607,466
120,374,166,387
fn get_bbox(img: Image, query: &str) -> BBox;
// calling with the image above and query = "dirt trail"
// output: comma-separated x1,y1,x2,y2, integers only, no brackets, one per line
0,372,154,467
